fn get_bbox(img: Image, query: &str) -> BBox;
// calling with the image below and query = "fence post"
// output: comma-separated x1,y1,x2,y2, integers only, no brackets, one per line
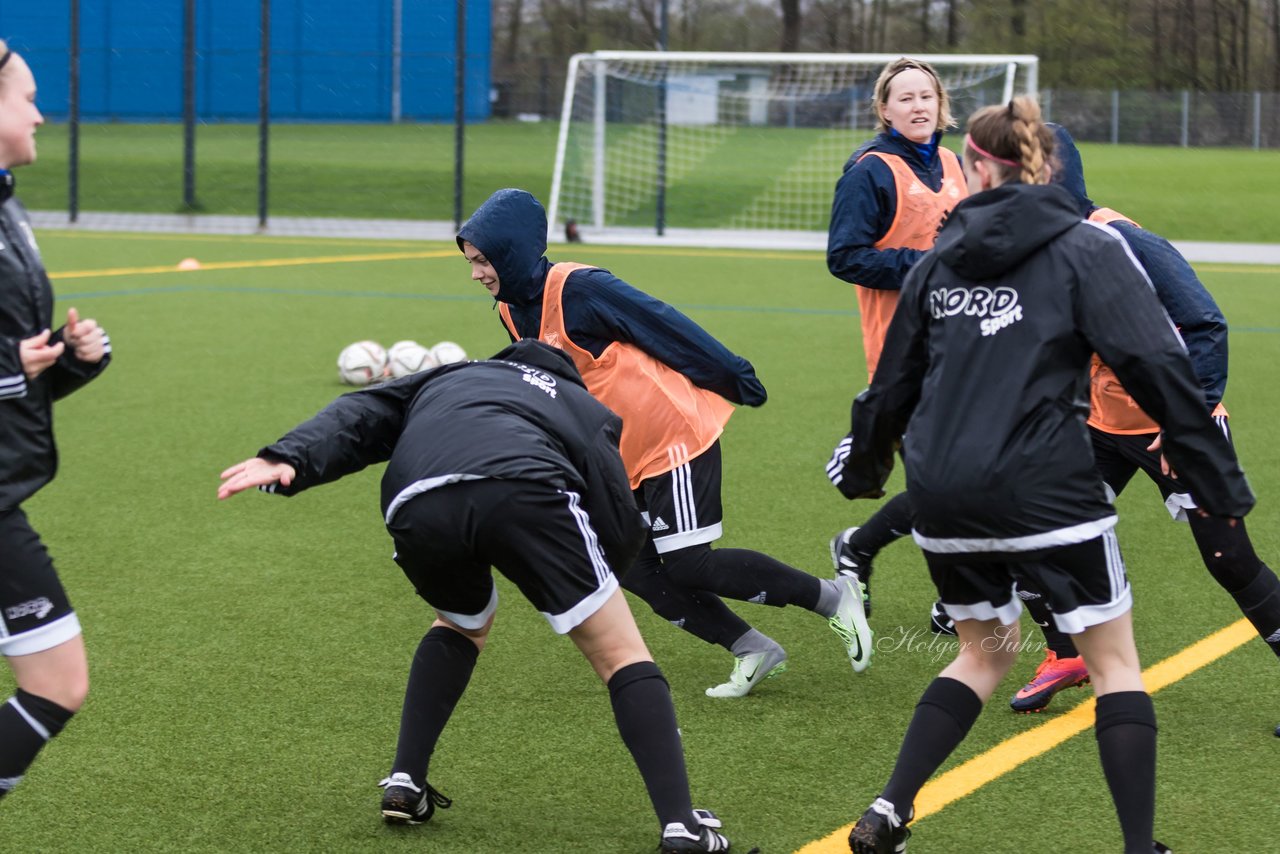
1254,92,1262,150
1111,90,1119,144
258,0,270,231
183,0,197,209
68,0,80,222
453,0,465,231
1043,87,1052,122
391,0,403,122
1180,90,1189,147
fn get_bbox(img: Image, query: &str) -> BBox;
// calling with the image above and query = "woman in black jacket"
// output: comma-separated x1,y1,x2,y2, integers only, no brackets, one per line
0,40,111,803
834,97,1252,854
219,340,731,853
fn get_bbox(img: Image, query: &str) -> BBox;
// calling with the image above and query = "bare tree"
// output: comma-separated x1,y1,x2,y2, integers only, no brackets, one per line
1011,0,1027,47
1273,0,1280,89
779,0,802,51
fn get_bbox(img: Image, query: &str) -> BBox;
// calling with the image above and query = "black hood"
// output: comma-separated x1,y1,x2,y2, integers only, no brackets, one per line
457,188,550,306
488,338,588,390
935,183,1083,279
1047,123,1094,218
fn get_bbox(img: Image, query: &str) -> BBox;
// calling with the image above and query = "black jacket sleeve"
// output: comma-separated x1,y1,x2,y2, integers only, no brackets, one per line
835,256,935,498
46,324,113,401
258,372,442,495
1111,222,1228,408
1072,230,1253,517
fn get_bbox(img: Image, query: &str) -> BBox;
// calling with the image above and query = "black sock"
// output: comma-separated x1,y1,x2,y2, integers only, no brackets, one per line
0,690,75,798
1023,595,1080,659
664,544,823,611
391,626,480,786
881,677,983,815
847,491,915,559
620,553,753,649
1190,515,1280,655
607,661,695,830
1095,691,1157,854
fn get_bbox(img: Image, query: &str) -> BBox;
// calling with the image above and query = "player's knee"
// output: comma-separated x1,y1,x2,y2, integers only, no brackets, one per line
431,617,490,652
61,671,89,712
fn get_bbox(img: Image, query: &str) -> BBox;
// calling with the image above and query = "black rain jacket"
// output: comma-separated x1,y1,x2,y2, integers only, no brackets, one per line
257,339,647,574
1,174,112,510
834,182,1253,551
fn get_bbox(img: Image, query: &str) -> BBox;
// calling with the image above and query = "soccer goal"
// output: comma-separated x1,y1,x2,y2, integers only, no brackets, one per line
547,51,1038,249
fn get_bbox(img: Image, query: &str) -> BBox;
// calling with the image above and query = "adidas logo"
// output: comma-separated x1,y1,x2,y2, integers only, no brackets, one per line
907,181,926,196
651,516,670,532
1265,628,1280,644
671,618,686,628
748,592,767,604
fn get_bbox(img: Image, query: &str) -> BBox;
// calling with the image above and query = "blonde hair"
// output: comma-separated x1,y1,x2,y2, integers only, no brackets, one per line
0,39,13,89
871,57,955,134
964,96,1056,186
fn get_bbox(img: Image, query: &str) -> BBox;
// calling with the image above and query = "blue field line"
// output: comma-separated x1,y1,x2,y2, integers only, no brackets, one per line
50,282,1280,329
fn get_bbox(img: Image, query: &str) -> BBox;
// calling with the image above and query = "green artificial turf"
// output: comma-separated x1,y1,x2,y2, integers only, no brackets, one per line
1,234,1277,852
17,121,1280,242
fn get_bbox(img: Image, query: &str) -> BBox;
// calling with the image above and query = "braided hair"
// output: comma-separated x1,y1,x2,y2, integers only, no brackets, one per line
964,96,1056,186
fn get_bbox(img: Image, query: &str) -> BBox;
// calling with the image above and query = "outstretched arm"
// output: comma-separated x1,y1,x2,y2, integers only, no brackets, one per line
218,370,445,500
218,458,298,500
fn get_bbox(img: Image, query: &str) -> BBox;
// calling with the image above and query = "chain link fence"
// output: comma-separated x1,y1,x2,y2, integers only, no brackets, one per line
496,68,1280,150
1043,89,1279,148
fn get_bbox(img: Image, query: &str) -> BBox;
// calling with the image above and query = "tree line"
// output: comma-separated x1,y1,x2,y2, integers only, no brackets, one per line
493,0,1280,93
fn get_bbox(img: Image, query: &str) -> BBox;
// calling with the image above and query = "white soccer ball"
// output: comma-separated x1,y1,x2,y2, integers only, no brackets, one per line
337,340,388,386
387,340,439,379
431,340,468,365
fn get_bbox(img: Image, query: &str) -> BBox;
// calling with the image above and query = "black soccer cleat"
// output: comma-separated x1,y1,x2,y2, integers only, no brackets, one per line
848,798,910,854
928,599,957,636
378,772,451,825
830,527,874,616
660,809,731,852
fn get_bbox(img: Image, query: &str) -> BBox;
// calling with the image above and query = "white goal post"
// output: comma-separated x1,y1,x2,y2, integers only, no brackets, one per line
547,51,1038,249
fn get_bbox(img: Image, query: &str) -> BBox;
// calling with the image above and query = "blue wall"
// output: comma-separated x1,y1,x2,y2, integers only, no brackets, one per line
0,0,490,121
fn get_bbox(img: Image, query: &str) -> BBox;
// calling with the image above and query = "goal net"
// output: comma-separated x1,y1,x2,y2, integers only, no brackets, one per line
547,51,1038,249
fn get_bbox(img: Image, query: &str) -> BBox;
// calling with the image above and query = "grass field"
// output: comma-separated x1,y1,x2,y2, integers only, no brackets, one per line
20,121,1280,242
1,229,1277,852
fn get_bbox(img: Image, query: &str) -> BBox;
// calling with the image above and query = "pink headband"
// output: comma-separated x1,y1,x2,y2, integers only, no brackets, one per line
964,134,1020,168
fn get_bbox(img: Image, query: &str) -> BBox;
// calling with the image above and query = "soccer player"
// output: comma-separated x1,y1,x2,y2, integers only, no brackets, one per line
826,57,966,633
833,97,1252,854
218,339,731,853
458,188,871,699
1004,124,1280,724
0,40,113,804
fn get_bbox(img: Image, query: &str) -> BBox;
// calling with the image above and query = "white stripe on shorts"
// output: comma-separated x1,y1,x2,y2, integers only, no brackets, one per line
667,444,697,533
561,489,611,586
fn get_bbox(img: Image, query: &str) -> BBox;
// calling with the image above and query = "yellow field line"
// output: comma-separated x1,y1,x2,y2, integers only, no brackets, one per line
793,618,1257,853
49,249,456,280
40,229,433,249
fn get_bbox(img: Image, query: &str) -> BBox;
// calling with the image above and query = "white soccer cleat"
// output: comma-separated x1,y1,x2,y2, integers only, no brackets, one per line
704,645,788,698
829,572,873,673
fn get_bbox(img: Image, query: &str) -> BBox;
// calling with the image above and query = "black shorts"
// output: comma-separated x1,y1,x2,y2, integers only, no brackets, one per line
1091,417,1231,521
634,440,724,555
925,530,1132,635
0,508,81,656
386,479,618,635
